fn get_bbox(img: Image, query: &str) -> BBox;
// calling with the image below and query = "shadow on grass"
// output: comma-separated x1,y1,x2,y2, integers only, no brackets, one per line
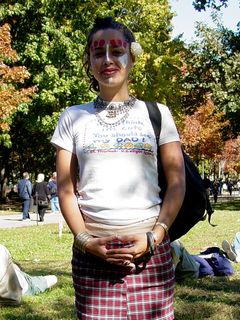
212,200,240,211
1,294,76,320
175,276,240,320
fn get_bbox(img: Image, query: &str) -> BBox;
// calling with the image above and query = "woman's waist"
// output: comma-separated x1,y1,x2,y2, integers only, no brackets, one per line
83,215,159,237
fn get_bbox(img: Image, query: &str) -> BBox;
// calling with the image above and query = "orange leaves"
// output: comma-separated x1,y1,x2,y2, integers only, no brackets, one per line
222,137,240,174
180,99,229,160
0,23,36,133
0,23,17,62
0,65,30,83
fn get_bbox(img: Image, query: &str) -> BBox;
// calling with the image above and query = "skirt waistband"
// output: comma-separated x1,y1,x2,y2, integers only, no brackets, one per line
84,216,158,237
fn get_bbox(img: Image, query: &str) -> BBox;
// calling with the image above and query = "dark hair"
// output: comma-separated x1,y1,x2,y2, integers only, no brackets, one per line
83,17,135,92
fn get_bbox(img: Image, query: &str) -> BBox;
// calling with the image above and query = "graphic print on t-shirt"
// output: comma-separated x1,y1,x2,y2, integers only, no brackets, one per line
83,117,155,156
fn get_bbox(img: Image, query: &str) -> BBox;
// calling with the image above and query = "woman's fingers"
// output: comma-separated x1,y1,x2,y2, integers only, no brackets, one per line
106,252,133,259
106,257,135,268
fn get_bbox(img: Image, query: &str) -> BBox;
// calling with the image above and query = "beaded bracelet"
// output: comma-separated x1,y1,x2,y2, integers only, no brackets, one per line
74,232,93,254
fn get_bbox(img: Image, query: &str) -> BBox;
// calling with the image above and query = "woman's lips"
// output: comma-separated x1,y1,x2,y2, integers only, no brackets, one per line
101,68,119,76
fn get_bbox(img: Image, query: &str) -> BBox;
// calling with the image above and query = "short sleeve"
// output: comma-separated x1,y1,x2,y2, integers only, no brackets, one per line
51,109,76,154
158,104,180,146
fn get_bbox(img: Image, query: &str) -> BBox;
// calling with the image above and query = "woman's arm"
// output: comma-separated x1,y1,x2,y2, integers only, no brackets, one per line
153,141,186,243
56,147,86,236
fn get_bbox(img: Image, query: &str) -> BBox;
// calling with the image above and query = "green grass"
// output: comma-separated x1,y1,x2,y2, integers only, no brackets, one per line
174,201,240,320
0,201,240,320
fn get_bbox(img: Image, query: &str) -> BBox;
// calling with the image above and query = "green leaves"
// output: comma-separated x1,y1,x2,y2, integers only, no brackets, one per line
181,23,240,136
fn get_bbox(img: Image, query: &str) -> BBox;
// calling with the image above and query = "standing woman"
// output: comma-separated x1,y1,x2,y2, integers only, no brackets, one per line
51,17,185,320
32,173,50,222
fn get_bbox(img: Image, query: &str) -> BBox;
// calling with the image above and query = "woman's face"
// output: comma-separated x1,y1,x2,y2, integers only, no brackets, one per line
89,28,133,90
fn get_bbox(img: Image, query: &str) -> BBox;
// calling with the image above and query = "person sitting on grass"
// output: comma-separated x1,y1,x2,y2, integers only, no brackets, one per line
222,232,240,263
0,244,57,306
171,240,235,280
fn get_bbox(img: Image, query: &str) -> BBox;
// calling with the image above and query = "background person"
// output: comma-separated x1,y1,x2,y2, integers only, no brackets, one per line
227,179,233,196
32,173,50,222
203,175,214,217
51,17,185,320
17,172,32,220
237,180,240,194
0,244,57,306
212,179,219,203
47,172,60,214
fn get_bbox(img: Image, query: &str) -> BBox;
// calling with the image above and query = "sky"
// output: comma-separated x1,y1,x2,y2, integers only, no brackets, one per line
169,0,240,42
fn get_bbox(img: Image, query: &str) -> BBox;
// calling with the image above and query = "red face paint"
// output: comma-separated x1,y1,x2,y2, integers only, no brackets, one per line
90,39,127,51
99,39,105,47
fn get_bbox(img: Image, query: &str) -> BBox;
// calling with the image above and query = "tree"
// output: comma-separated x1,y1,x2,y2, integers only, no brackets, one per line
192,0,228,11
181,23,240,137
180,99,229,163
0,22,35,195
0,23,35,147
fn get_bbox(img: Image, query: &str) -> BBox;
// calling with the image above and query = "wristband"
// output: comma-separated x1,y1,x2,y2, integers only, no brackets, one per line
155,222,169,235
74,232,93,253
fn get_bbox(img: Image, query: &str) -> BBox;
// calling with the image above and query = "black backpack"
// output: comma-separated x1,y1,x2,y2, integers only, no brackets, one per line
145,102,208,242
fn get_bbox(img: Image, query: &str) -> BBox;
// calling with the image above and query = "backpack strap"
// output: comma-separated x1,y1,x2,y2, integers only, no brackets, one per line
145,101,167,198
145,102,162,145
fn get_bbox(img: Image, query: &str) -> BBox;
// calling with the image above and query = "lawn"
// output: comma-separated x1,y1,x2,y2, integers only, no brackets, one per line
0,201,239,320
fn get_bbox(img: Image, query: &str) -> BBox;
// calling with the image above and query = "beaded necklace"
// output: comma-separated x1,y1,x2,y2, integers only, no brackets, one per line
94,96,136,128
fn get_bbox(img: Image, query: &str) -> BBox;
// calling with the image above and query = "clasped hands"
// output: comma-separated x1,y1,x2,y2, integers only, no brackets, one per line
85,234,148,267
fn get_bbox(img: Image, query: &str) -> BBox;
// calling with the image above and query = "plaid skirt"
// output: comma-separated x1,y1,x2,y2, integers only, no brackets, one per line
72,236,175,320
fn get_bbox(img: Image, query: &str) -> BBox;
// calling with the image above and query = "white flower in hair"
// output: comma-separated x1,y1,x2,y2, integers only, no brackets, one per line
130,42,143,59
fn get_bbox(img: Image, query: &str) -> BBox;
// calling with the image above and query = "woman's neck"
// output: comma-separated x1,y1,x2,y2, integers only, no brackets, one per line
98,84,130,102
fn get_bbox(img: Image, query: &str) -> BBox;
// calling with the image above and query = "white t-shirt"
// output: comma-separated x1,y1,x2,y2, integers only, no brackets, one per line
51,99,180,226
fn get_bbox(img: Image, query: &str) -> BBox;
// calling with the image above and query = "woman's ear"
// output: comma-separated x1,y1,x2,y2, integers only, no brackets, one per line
128,52,135,69
130,54,135,64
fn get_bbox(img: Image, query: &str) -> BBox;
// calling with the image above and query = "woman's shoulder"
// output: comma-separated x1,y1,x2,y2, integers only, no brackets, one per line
66,101,94,113
59,101,94,121
137,99,172,115
137,99,169,108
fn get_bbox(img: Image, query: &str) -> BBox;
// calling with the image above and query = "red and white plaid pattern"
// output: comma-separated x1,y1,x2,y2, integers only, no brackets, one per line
72,236,175,319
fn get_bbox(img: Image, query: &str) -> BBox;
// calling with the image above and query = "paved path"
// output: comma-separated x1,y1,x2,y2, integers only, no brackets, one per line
0,211,63,229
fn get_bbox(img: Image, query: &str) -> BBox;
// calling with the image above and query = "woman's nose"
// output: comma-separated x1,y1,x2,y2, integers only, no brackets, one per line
103,45,113,64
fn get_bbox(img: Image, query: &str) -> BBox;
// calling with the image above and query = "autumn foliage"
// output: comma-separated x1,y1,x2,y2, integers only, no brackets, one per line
180,99,229,161
0,23,35,133
222,137,240,175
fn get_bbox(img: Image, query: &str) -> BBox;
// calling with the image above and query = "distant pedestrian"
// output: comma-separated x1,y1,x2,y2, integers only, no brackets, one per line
237,180,240,195
17,172,32,221
218,178,223,195
32,174,50,222
203,175,214,215
212,179,219,203
1,177,9,204
227,180,233,196
47,172,60,214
